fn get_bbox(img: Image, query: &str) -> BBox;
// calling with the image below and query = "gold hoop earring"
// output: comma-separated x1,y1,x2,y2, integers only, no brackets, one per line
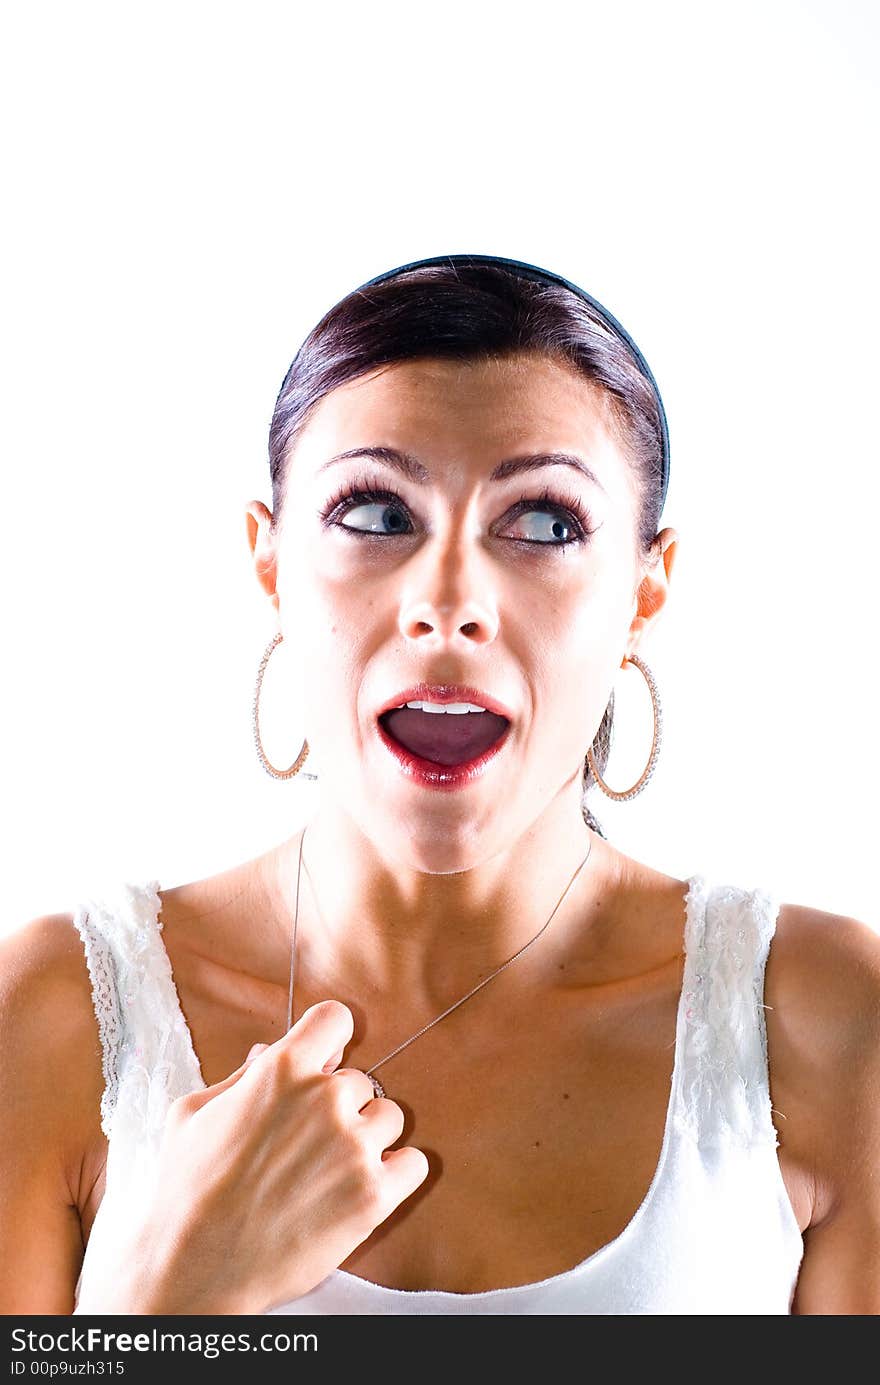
253,632,318,780
586,653,662,801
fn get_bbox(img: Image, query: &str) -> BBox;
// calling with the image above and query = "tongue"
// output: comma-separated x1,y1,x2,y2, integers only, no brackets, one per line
381,707,508,765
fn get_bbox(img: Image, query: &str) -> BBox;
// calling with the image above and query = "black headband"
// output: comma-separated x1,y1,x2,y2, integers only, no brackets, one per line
353,252,670,516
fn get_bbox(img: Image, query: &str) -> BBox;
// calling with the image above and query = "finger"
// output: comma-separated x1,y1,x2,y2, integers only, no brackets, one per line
379,1145,431,1200
321,1046,346,1074
359,1096,406,1148
170,1045,264,1117
282,1000,355,1074
328,1067,380,1114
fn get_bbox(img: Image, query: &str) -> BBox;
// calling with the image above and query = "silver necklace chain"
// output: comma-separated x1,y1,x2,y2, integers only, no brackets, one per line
285,825,594,1097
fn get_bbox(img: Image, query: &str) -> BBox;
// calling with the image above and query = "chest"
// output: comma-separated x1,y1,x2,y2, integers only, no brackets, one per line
82,966,683,1294
78,952,812,1297
335,1004,683,1293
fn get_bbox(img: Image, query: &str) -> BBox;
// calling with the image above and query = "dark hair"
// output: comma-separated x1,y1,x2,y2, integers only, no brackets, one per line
267,261,668,838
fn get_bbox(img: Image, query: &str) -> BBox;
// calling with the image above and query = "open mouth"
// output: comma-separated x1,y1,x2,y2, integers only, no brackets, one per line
378,705,511,767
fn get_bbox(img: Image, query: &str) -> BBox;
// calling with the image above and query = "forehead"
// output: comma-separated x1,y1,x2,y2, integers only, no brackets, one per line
292,353,632,492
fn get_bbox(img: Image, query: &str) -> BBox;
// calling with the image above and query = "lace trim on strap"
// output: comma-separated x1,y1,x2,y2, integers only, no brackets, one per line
72,904,124,1140
674,876,782,1150
72,881,205,1145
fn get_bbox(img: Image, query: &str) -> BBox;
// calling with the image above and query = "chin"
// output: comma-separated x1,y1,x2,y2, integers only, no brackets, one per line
363,803,513,877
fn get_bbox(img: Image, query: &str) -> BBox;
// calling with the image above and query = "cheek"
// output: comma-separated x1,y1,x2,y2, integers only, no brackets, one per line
525,581,632,744
288,577,382,745
283,539,373,645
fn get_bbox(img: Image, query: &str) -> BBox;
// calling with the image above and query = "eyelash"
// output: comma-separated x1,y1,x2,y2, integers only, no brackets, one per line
317,471,598,550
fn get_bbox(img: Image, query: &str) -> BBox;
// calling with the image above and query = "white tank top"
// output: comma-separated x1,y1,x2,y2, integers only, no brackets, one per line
71,873,804,1315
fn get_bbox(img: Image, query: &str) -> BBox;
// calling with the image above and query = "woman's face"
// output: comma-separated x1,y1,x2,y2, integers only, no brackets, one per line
249,351,674,873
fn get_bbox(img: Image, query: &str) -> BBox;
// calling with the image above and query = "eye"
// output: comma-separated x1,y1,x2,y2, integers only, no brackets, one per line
504,507,581,545
500,488,597,548
318,474,598,550
336,495,412,536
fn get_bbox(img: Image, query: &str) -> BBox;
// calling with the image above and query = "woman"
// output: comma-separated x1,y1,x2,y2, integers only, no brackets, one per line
1,254,877,1316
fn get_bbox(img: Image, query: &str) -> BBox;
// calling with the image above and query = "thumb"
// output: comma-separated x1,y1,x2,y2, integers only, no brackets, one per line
177,1041,271,1116
321,1047,346,1074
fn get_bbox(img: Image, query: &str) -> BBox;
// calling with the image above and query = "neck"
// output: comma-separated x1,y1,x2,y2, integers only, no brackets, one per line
267,779,621,1017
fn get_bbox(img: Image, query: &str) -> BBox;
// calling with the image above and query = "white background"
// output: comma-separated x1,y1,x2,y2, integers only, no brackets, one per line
2,0,877,933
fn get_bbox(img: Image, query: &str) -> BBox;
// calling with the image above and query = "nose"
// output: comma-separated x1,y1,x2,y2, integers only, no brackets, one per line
397,532,500,649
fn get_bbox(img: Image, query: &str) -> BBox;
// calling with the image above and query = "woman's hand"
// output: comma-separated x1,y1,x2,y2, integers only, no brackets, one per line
114,1000,428,1314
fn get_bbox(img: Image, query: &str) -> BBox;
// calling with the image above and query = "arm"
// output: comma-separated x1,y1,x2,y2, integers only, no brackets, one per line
768,903,880,1315
0,913,106,1313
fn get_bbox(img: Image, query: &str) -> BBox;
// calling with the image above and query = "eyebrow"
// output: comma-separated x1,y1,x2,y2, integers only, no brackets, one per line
318,445,606,494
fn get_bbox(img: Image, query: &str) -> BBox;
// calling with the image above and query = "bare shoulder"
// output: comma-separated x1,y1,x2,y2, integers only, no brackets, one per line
0,911,106,1193
763,898,880,1229
767,898,880,1084
0,912,107,1311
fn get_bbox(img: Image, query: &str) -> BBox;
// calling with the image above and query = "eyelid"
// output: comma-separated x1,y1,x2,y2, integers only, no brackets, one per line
321,470,591,518
318,470,598,545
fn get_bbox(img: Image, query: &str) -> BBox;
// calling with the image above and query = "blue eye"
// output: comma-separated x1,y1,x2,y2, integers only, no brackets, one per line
319,477,598,549
337,496,412,535
504,507,580,545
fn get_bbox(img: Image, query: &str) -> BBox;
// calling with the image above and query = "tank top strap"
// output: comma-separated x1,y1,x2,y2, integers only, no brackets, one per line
72,880,204,1142
673,874,782,1150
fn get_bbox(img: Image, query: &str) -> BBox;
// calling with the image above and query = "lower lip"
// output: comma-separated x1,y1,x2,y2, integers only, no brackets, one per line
375,716,512,791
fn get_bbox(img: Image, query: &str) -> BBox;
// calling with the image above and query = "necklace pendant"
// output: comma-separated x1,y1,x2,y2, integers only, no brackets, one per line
366,1073,385,1099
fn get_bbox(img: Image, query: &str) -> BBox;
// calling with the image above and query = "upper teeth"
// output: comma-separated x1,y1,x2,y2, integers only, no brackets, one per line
396,700,487,714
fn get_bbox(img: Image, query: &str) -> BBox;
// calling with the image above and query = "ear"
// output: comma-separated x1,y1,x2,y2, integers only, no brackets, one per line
624,526,678,661
246,501,280,613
